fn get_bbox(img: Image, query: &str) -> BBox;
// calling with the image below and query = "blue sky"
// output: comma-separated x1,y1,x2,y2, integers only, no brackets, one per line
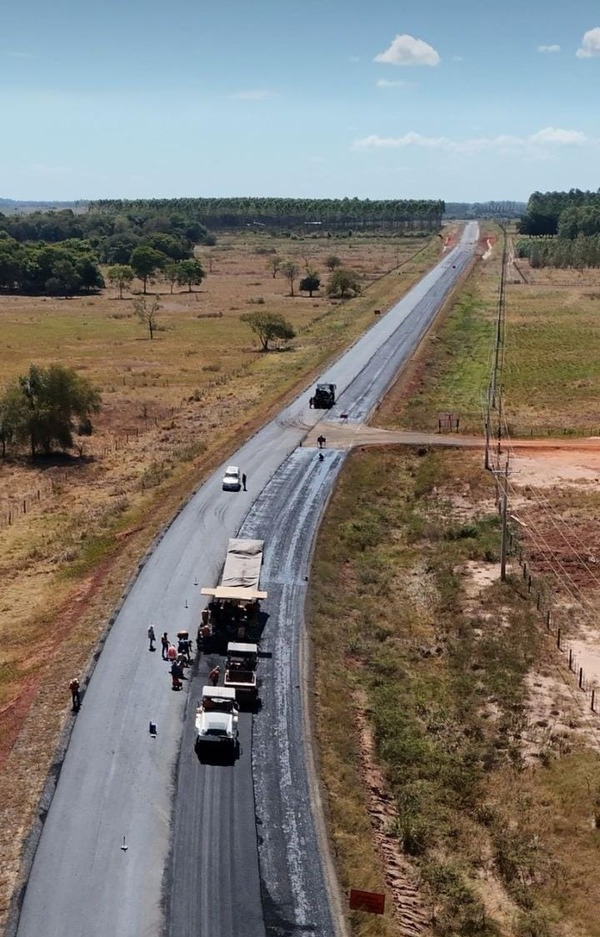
1,0,599,202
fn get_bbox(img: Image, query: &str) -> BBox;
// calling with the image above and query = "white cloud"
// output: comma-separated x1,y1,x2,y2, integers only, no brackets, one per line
353,127,589,153
376,79,410,88
529,127,587,144
374,34,440,67
230,89,276,100
537,44,560,53
576,27,600,57
6,50,33,58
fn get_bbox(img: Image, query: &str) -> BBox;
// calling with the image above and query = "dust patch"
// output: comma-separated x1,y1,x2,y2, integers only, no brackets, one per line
461,560,501,601
522,668,600,764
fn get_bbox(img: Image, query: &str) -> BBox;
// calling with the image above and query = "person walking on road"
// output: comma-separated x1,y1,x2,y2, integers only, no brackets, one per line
242,472,247,491
69,679,81,712
161,632,169,660
317,434,326,449
209,665,220,687
167,644,177,663
147,625,156,652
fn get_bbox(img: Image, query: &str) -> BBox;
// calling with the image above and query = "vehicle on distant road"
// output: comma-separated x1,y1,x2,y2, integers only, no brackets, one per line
313,383,336,409
222,465,241,491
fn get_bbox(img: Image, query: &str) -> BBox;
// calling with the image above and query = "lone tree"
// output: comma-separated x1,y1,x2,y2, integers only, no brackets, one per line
163,262,180,294
0,363,101,458
130,246,165,293
280,260,300,296
327,267,362,299
267,256,281,279
176,258,205,292
107,264,134,299
134,295,161,339
299,270,320,297
240,311,295,352
325,254,342,271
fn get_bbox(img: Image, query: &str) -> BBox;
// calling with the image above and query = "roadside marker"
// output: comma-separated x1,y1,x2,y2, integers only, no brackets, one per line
121,836,128,852
185,598,188,608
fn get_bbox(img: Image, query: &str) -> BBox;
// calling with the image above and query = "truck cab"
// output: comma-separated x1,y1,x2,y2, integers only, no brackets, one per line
195,686,239,754
313,383,336,409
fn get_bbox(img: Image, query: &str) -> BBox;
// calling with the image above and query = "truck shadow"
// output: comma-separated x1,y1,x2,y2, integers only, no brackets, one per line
194,741,240,766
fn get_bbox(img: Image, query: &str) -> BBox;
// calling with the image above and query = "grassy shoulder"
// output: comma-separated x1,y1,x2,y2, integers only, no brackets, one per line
310,446,600,937
377,228,600,437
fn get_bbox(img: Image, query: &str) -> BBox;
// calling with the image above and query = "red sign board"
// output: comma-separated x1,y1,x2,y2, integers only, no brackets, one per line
349,889,385,915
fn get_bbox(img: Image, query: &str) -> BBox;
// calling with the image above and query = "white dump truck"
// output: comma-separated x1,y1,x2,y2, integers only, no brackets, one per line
194,685,239,754
224,641,259,705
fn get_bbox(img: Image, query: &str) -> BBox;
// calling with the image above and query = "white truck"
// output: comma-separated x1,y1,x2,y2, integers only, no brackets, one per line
224,642,259,705
194,686,239,756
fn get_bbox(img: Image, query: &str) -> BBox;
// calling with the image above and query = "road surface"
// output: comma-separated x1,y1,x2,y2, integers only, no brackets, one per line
13,223,479,937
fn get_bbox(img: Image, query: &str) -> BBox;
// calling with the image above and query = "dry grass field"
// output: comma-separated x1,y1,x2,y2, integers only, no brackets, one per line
0,229,443,927
309,232,600,936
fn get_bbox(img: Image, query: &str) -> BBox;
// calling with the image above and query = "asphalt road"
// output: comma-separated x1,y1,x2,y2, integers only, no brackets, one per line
14,223,479,937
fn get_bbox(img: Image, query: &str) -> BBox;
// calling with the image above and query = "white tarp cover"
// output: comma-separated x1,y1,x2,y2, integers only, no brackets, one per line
221,539,264,588
201,539,266,601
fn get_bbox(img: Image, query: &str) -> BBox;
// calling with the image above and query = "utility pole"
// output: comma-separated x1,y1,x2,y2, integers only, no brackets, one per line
490,225,507,411
500,457,510,582
486,223,508,475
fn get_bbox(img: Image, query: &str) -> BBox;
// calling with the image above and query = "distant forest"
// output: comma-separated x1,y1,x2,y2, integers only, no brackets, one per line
0,206,211,295
0,197,446,295
90,197,445,233
445,201,525,220
516,189,600,269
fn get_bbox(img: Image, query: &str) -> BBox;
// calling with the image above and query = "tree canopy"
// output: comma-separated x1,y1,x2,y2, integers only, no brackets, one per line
130,246,166,293
240,311,296,351
175,258,205,291
327,267,362,298
279,260,300,296
299,271,320,297
0,238,104,295
0,364,101,458
518,189,600,237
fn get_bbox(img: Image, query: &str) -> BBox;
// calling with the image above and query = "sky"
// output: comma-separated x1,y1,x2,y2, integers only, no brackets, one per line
1,0,599,203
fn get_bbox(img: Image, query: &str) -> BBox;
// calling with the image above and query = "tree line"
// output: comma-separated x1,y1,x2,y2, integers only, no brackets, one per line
445,201,525,220
518,189,600,238
90,197,445,232
0,236,208,297
517,188,600,269
515,234,600,270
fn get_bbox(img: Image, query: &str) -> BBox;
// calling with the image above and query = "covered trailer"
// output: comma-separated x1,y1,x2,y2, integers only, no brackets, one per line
200,539,267,646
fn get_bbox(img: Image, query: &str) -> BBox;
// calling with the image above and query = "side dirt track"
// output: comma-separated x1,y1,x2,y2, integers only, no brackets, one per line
309,229,600,937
